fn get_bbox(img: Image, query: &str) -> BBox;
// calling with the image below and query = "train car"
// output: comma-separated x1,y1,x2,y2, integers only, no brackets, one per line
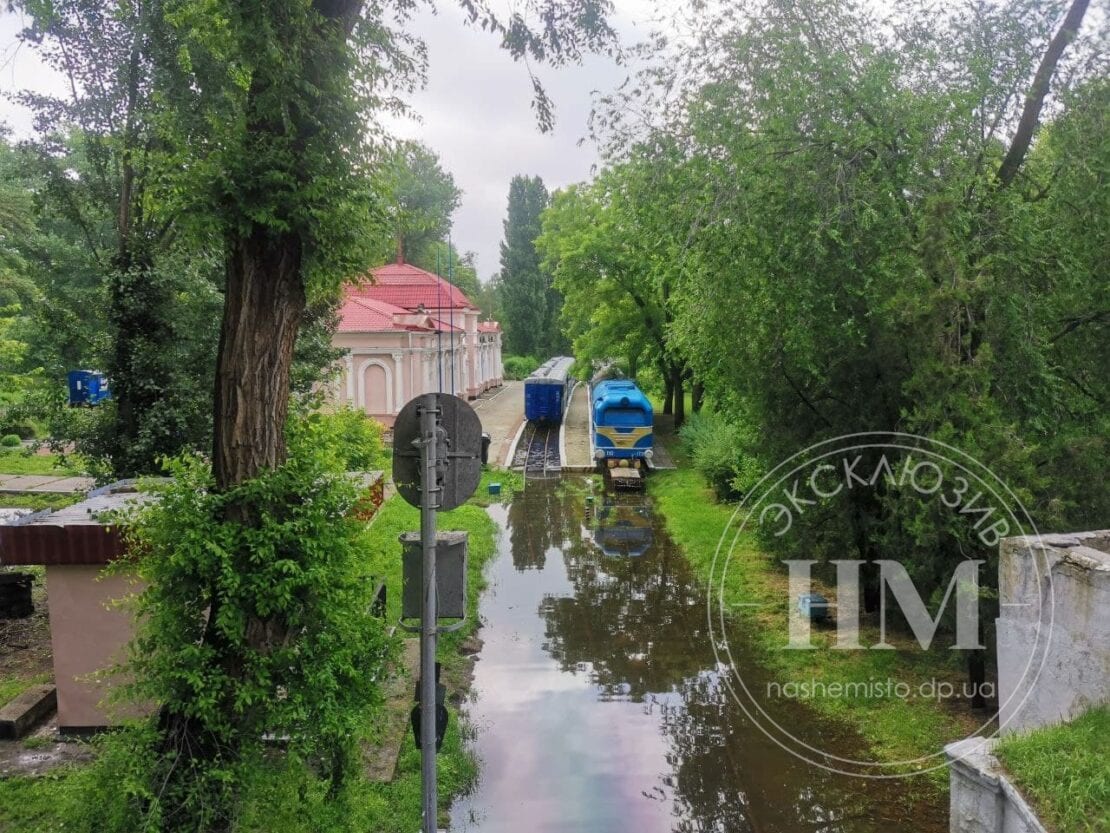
524,356,575,424
591,379,653,465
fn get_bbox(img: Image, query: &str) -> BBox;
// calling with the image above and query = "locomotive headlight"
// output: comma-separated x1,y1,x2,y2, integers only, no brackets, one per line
593,449,605,461
644,449,654,459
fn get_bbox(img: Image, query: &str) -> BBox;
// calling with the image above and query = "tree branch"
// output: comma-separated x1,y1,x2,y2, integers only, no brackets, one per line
997,0,1091,187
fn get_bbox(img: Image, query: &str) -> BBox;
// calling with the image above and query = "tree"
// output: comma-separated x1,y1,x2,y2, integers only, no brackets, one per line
13,0,223,477
573,0,1106,682
385,141,462,265
498,174,550,356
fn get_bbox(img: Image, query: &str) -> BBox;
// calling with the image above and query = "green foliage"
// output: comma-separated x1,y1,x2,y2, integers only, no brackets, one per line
1,434,21,447
101,415,395,830
499,175,563,356
556,0,1108,628
677,411,759,501
385,143,462,267
312,407,385,472
996,705,1110,833
502,354,541,380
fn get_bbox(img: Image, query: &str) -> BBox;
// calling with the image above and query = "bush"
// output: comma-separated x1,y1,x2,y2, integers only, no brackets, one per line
678,411,760,501
96,414,396,831
0,434,21,447
502,355,541,380
0,424,35,440
311,407,385,471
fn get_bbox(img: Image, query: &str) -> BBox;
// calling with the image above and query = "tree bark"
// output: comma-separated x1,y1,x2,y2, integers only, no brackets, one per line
212,226,306,489
662,367,674,416
997,0,1091,187
691,380,704,413
671,366,685,428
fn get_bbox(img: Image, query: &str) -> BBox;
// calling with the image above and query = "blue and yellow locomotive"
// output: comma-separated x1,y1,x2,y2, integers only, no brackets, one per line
591,378,654,466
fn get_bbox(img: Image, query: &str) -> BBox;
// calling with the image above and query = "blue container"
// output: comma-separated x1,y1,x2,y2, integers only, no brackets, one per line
488,483,501,496
67,370,111,406
797,593,830,623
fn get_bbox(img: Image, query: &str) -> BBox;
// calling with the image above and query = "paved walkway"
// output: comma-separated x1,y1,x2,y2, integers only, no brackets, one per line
470,381,524,467
0,474,94,494
562,383,594,472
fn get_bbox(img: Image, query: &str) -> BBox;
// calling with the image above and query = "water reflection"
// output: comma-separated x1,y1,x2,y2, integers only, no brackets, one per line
449,478,945,833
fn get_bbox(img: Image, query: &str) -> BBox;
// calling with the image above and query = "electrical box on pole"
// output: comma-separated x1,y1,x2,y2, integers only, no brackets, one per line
392,393,482,833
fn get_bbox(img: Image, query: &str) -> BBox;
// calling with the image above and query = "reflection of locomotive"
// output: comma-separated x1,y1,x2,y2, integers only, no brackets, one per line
589,493,654,557
590,376,653,466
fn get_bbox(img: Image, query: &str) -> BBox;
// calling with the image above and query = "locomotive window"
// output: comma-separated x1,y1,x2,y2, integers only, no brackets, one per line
605,408,647,426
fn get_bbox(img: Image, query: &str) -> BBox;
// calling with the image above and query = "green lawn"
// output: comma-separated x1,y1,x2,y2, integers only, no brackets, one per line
0,470,512,833
996,705,1110,833
647,443,977,790
0,450,79,477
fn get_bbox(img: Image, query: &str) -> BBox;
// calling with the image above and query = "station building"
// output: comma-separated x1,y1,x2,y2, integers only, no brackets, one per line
331,259,503,425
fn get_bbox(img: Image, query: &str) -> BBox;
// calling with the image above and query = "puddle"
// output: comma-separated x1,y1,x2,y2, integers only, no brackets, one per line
449,477,946,832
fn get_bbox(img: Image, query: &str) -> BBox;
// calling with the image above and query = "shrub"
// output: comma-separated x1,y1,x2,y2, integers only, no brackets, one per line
312,407,385,471
502,355,541,380
0,434,21,447
98,413,396,831
0,424,35,440
679,411,760,501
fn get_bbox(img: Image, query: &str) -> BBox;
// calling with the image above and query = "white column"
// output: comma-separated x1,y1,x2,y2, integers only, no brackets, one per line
345,353,355,402
391,352,404,413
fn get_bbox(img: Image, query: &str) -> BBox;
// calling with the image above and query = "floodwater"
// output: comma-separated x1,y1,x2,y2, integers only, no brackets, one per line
449,477,950,833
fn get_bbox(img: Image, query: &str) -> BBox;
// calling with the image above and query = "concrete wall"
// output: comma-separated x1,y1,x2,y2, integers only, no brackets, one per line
996,530,1110,734
946,739,1047,833
43,565,150,730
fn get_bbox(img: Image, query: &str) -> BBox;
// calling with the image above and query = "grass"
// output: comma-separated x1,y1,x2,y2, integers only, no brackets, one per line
647,440,979,790
0,472,509,833
0,450,79,477
0,492,82,512
0,673,50,708
996,705,1110,833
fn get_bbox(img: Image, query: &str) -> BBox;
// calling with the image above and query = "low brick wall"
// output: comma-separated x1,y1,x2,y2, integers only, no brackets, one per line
946,738,1047,833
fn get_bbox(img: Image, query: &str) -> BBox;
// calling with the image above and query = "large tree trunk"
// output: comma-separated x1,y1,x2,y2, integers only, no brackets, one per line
671,366,685,428
662,371,674,416
691,380,704,414
212,226,306,489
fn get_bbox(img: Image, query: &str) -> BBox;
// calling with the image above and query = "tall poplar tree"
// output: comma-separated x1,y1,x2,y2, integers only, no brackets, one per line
498,174,550,356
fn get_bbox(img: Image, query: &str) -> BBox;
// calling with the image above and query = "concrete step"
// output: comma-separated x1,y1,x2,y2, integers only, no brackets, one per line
0,685,57,740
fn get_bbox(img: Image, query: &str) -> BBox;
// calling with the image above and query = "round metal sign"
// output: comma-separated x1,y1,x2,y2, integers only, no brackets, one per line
392,393,483,511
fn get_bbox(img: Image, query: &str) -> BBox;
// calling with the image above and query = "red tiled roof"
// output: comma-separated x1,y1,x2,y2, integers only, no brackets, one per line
351,261,474,311
478,321,501,333
337,296,412,333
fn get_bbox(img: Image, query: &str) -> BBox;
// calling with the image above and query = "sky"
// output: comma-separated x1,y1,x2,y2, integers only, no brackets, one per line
0,1,664,280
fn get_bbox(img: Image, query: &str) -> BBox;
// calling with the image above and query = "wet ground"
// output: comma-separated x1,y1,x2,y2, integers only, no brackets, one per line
449,477,947,833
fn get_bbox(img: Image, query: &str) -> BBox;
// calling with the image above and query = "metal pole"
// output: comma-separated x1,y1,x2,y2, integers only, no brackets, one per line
418,394,439,833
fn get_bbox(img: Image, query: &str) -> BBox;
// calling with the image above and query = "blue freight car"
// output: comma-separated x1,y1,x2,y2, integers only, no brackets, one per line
591,379,653,465
523,356,574,424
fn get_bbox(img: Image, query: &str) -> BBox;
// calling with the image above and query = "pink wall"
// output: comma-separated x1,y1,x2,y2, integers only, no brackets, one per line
44,566,151,729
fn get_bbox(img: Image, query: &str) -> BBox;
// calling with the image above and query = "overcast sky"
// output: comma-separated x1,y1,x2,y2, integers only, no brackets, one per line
0,2,663,280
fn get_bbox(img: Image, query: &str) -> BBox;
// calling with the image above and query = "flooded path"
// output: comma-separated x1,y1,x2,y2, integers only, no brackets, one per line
450,478,947,833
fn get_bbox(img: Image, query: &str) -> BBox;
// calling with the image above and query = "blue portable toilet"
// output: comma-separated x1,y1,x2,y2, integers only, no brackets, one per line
67,370,111,406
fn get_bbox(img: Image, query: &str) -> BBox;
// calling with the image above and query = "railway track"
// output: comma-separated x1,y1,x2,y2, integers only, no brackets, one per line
513,421,560,481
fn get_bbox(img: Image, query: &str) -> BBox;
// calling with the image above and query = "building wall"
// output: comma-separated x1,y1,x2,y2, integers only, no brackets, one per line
331,324,502,425
44,566,151,730
996,530,1110,734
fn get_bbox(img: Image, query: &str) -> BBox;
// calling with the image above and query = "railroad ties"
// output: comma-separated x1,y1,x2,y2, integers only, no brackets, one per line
512,422,561,480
